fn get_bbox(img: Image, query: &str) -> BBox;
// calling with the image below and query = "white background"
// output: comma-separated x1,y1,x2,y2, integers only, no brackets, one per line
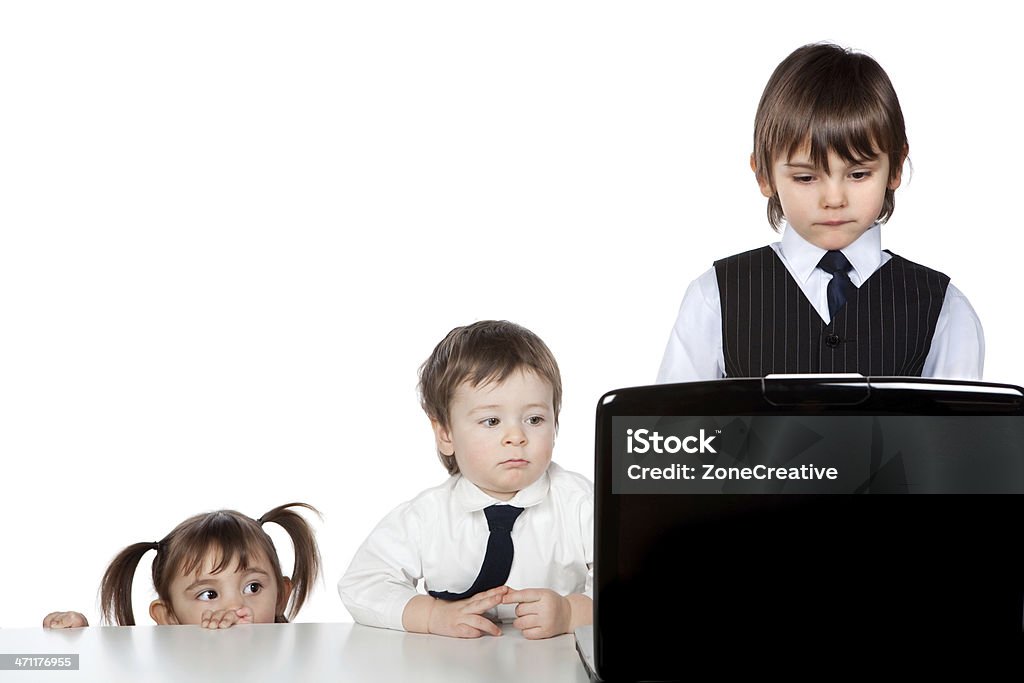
1,2,1020,627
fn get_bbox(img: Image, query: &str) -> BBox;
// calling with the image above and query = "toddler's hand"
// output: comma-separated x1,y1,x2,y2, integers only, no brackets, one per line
42,611,89,629
200,607,254,629
502,588,572,640
427,586,508,638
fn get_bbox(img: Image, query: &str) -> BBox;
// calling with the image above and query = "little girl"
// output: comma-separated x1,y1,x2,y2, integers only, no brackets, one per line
43,502,321,629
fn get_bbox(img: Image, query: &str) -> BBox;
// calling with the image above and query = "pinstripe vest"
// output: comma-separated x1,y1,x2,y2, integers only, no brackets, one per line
714,246,950,377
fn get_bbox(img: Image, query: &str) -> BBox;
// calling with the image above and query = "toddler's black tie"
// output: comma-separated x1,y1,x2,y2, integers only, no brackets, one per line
428,504,524,601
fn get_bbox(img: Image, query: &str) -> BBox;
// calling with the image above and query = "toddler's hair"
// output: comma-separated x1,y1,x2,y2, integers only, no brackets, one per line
418,320,562,475
99,502,321,626
753,42,908,230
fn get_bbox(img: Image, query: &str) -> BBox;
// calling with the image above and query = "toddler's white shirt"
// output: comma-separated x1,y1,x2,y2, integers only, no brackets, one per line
339,462,593,630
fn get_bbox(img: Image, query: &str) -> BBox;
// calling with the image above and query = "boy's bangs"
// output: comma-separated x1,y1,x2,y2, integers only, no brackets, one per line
467,361,529,391
784,99,893,173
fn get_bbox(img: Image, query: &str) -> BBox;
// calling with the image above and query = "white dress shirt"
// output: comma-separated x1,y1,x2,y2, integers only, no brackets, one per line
656,224,985,383
338,462,593,631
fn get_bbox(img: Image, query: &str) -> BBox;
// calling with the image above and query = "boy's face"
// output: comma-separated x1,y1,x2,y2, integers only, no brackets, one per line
432,369,555,501
757,143,902,251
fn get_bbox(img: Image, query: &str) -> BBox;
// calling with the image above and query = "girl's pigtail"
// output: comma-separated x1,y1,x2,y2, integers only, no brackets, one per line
258,503,322,621
99,541,159,626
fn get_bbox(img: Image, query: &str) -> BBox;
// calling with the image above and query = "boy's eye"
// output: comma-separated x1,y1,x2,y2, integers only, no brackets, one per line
850,171,872,180
525,416,545,426
480,417,500,427
197,590,218,601
243,582,262,595
793,175,814,183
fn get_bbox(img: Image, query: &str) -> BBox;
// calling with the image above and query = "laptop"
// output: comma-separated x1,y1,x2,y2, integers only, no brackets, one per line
583,376,1024,680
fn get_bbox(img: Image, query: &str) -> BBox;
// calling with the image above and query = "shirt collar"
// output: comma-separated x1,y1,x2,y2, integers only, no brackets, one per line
452,466,552,512
779,222,882,285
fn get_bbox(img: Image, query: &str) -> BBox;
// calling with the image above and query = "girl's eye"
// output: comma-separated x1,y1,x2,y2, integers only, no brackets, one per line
243,582,262,595
481,417,500,427
793,175,814,183
197,590,218,601
850,171,871,180
525,416,545,426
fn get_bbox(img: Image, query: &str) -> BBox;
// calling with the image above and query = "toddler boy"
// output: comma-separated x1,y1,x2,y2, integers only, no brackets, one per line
339,320,593,639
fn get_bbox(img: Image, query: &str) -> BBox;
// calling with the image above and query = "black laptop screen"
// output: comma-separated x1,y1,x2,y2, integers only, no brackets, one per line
593,378,1024,679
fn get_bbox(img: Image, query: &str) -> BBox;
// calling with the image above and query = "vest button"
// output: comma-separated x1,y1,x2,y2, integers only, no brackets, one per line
825,334,841,348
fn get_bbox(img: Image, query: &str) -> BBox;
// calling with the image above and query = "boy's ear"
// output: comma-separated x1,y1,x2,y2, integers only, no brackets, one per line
750,154,774,198
431,419,455,457
889,144,909,190
149,600,179,625
278,576,293,613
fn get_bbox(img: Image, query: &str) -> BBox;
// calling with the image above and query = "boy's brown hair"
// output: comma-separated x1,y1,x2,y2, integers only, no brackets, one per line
418,320,562,475
753,42,908,230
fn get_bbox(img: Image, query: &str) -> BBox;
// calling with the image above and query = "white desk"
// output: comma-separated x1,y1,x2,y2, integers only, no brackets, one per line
0,622,590,682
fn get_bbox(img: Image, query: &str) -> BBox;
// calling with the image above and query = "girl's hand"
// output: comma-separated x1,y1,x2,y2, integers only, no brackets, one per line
42,611,89,629
200,607,254,629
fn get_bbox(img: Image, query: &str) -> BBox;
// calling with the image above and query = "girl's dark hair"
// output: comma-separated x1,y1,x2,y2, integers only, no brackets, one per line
99,502,321,626
753,42,908,230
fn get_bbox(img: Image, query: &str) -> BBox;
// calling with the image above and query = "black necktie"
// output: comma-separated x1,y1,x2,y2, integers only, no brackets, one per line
428,504,524,601
817,250,855,319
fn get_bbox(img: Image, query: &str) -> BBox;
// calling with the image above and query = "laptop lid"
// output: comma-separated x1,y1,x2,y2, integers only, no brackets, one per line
593,376,1024,680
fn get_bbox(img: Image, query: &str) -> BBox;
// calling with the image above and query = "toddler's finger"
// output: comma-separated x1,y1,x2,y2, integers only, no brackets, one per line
513,614,541,631
475,586,508,600
469,591,505,611
48,611,87,628
514,601,538,617
203,610,232,629
503,588,540,604
217,614,238,628
520,625,550,640
463,614,502,637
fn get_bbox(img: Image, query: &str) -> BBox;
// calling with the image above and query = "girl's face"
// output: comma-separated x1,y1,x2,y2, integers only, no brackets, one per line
150,547,289,627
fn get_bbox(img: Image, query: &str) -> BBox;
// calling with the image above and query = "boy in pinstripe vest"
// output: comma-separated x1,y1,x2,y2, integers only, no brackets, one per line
657,42,984,382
